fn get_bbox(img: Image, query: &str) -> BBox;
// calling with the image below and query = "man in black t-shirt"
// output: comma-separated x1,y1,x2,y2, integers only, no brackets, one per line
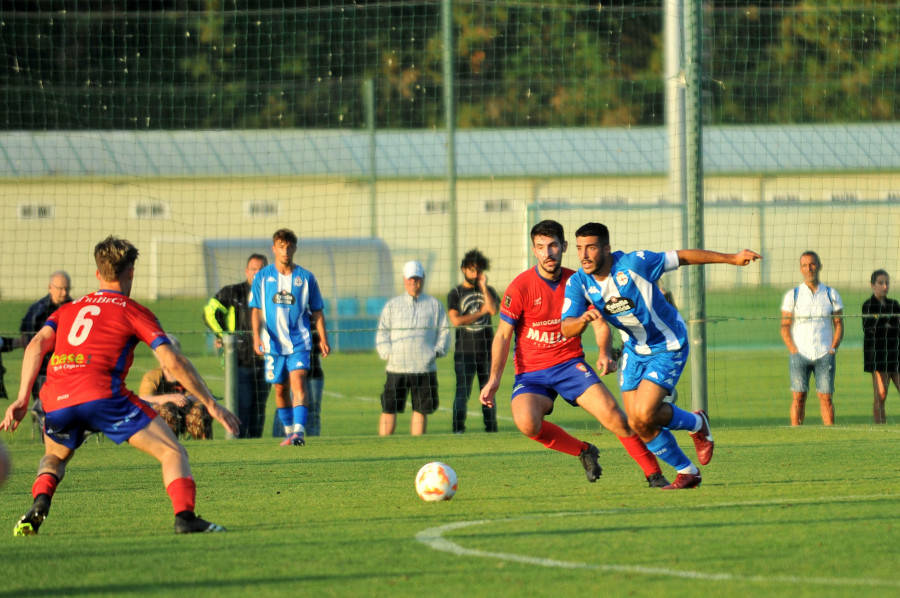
203,254,270,438
447,249,501,433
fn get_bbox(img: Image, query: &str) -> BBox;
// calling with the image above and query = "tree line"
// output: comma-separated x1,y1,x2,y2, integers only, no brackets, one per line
0,1,896,130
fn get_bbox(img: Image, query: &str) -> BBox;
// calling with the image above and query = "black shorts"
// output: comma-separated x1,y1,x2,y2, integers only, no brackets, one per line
381,372,439,415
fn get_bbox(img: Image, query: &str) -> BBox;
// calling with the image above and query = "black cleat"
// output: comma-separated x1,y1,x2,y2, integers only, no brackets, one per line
578,443,603,482
174,513,226,534
646,472,670,488
13,495,51,537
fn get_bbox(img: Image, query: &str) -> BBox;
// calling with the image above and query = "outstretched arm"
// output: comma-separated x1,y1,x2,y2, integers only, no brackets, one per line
1,327,56,432
677,249,761,266
154,343,240,436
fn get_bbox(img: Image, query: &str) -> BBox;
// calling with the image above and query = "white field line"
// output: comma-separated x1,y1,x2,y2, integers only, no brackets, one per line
415,494,900,588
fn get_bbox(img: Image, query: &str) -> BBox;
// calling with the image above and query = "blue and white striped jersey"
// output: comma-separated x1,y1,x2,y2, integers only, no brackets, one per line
249,263,324,355
562,250,686,355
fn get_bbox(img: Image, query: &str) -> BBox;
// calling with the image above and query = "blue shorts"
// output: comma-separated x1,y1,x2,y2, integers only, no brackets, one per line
790,352,835,394
617,347,687,393
44,395,158,449
264,351,311,384
511,358,601,407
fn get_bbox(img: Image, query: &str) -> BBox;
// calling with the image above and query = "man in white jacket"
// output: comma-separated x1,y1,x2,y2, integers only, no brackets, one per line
376,261,450,436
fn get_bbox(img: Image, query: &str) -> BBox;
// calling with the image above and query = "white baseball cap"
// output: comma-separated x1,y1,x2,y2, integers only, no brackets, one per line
403,260,425,279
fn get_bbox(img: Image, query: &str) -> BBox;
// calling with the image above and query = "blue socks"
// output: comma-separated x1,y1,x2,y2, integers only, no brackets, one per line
645,429,694,472
292,405,308,434
277,407,293,436
667,405,701,432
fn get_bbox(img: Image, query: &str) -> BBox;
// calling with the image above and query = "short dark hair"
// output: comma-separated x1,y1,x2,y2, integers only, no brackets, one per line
94,236,139,282
530,220,565,244
800,250,821,267
871,269,889,285
273,228,298,245
247,253,268,267
574,222,610,246
460,249,490,272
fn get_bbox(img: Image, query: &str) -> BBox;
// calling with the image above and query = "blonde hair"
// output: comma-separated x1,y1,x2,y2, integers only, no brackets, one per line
94,236,139,282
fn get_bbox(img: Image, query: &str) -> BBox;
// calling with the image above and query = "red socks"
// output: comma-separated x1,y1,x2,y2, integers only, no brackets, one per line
166,477,197,515
529,421,586,457
32,472,59,499
618,435,662,477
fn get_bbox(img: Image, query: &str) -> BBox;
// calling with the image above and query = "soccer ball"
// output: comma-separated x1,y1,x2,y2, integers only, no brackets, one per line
415,462,458,502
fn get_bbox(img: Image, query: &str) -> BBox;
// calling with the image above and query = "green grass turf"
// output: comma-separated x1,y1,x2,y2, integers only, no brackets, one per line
1,295,898,597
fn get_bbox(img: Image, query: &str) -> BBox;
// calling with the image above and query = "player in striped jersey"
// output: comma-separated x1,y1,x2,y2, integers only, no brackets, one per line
561,222,760,489
479,220,668,487
250,228,330,446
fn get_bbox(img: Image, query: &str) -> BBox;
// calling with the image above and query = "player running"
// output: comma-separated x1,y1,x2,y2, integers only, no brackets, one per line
1,236,241,535
560,222,761,489
479,220,668,487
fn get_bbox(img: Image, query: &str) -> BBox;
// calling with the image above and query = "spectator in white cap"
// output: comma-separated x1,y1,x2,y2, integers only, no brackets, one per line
375,260,450,435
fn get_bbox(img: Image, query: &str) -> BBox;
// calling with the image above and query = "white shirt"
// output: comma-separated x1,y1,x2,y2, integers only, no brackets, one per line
781,283,843,360
376,292,450,373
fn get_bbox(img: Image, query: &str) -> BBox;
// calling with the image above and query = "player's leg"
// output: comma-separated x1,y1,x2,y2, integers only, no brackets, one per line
268,355,295,442
452,353,474,434
410,372,438,436
287,368,310,445
14,435,73,536
128,417,224,533
888,372,900,422
512,390,601,482
575,383,665,486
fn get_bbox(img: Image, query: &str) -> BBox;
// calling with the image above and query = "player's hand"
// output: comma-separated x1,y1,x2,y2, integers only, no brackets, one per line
477,272,488,288
208,402,241,437
581,308,603,324
479,378,499,408
733,249,762,266
253,337,264,356
0,398,29,432
595,353,617,376
319,337,330,358
213,337,223,350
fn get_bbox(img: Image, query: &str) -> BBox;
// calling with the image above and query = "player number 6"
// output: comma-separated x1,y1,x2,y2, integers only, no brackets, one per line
68,305,102,346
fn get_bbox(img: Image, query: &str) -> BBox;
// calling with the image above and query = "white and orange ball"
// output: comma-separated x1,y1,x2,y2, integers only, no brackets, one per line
415,462,458,502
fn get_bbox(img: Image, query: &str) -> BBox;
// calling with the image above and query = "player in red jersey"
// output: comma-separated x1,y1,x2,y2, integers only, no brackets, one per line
1,236,240,535
479,220,667,487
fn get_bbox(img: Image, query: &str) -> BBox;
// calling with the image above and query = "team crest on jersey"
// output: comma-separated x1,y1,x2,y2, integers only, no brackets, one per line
273,291,296,305
615,271,629,286
604,297,635,315
504,295,511,307
294,276,304,287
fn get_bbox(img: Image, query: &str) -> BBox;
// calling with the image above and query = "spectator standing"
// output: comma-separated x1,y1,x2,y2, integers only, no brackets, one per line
862,269,900,424
139,334,214,440
376,260,450,436
250,229,330,447
447,249,500,434
204,254,270,438
780,251,843,426
20,271,73,419
2,236,239,535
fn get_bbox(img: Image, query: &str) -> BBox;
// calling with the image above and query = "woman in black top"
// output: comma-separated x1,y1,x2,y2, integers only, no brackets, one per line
862,269,900,423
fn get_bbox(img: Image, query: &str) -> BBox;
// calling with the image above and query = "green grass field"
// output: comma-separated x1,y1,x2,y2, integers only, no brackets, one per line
1,295,898,597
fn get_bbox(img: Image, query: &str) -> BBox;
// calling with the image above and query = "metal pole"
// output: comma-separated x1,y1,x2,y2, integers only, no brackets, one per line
222,333,238,439
365,78,377,238
684,0,708,412
442,0,458,287
665,0,688,307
